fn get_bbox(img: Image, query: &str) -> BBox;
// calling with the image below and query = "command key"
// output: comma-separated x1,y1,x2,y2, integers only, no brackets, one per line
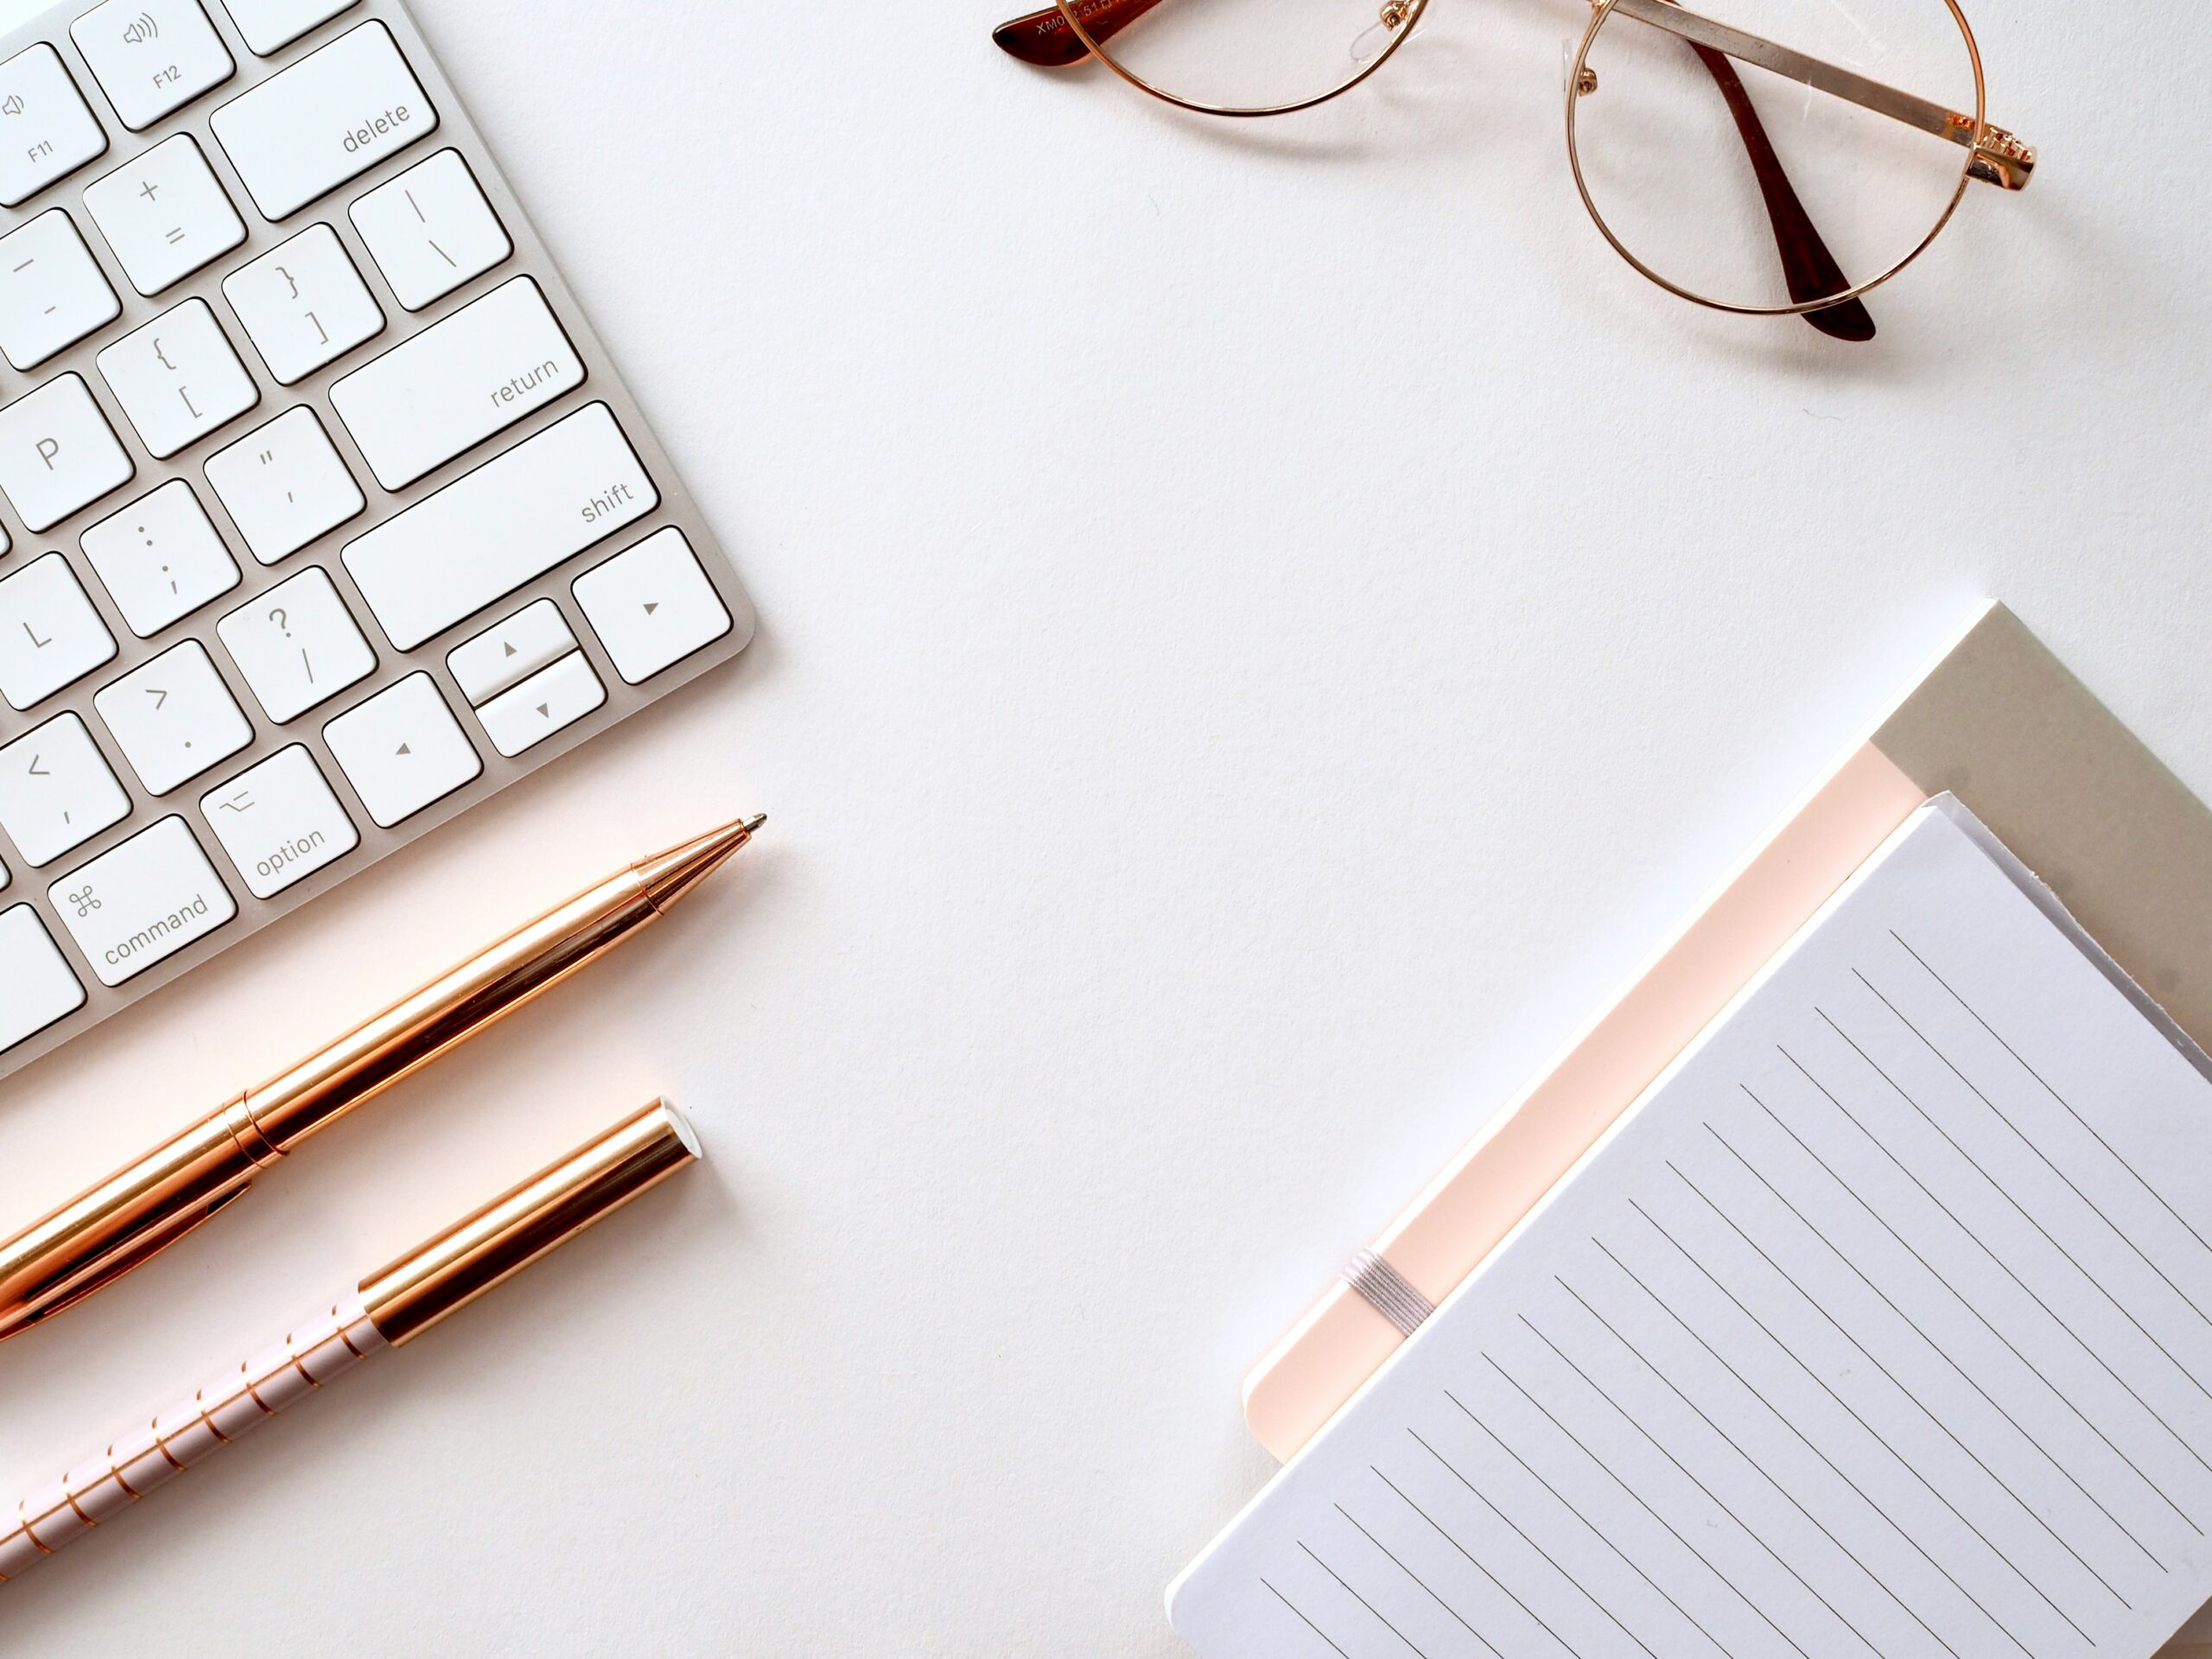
50,816,238,987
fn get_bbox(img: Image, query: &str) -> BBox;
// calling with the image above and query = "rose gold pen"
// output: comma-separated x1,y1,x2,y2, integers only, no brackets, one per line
0,816,764,1343
0,1098,701,1584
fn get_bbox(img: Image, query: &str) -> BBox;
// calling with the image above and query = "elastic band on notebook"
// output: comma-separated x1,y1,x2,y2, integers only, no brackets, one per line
1342,1249,1434,1338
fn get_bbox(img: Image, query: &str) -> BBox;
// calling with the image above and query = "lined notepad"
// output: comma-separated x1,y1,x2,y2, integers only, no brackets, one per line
1172,799,2212,1658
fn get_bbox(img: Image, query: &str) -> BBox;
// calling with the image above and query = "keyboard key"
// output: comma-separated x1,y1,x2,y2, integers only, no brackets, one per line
321,671,478,827
50,814,236,986
220,0,358,56
345,402,656,651
73,0,236,131
216,563,373,721
350,148,509,311
223,223,385,385
474,650,603,758
0,552,118,709
447,598,575,705
200,743,356,896
0,373,134,531
83,134,246,296
204,405,363,564
94,639,252,794
210,22,435,220
0,47,108,207
329,276,581,491
82,480,241,638
574,528,734,684
98,296,260,458
0,711,131,866
0,905,85,1052
0,210,122,371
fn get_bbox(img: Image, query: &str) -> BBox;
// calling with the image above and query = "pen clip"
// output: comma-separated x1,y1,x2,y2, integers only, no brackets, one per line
12,1188,250,1334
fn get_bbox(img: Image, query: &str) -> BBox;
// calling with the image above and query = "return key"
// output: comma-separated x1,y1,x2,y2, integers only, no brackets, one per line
329,276,587,490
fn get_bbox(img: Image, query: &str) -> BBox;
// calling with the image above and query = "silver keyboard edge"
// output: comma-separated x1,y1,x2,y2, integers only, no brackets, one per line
0,0,756,1086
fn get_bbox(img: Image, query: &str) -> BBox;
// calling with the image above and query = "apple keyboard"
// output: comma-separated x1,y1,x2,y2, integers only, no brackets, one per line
0,0,755,1082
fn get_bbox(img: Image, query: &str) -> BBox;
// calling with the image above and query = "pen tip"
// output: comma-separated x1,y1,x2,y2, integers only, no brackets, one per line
637,815,767,914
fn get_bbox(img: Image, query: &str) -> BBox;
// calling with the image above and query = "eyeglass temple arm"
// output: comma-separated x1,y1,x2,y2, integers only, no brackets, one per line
994,0,1161,67
1684,40,1873,340
1607,0,2035,189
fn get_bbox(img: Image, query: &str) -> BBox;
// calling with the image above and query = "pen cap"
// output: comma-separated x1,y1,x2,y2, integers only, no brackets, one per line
359,1100,701,1345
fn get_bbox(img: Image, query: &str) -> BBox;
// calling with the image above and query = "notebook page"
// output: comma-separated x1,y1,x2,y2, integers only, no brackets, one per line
1173,799,2212,1659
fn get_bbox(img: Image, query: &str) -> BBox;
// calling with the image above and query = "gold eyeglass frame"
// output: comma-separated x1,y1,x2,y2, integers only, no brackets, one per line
1024,0,2036,321
1056,0,1433,118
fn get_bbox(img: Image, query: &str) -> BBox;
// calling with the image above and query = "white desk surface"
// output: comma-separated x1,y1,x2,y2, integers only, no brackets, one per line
0,0,2203,1653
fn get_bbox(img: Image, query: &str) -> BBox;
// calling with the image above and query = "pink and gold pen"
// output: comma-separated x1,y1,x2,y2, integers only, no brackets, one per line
0,1098,700,1584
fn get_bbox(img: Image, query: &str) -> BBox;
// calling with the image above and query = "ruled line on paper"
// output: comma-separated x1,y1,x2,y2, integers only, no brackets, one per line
1371,1463,1587,1657
1594,1236,1999,1659
1446,1386,1740,1659
1856,963,2212,1336
1411,1424,1665,1659
1487,1343,1830,1659
1262,1578,1352,1658
1333,1501,1505,1659
1172,805,2212,1659
1297,1539,1432,1659
1892,929,2212,1269
1778,1043,2212,1493
1818,1007,2212,1418
1670,1143,2113,1619
1715,1104,2159,1586
1557,1270,1946,1658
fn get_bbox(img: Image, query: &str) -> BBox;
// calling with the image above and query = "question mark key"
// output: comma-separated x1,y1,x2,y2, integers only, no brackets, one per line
215,566,375,723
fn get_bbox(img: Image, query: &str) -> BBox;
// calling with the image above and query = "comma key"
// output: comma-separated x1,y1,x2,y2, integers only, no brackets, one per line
49,815,237,988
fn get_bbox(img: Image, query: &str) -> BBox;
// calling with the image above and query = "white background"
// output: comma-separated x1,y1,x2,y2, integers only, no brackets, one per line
0,0,2202,1654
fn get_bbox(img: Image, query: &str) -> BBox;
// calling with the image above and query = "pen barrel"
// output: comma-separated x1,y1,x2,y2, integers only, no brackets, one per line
243,881,658,1152
0,1297,386,1585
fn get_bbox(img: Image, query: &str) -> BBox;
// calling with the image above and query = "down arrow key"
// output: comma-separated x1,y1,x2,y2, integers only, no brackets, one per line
473,651,606,760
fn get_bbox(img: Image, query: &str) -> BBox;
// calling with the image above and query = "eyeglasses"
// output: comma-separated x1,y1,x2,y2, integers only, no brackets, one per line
991,0,2036,341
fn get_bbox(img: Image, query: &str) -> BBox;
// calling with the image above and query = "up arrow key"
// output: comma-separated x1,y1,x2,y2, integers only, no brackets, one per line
396,743,411,756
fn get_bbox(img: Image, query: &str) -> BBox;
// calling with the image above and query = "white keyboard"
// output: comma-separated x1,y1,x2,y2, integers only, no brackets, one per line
0,0,754,1082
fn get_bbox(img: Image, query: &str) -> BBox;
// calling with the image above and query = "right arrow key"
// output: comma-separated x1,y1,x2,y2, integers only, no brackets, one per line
573,527,733,687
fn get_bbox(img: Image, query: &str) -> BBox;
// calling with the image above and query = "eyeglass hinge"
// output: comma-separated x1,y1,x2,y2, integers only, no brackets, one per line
1959,118,2037,190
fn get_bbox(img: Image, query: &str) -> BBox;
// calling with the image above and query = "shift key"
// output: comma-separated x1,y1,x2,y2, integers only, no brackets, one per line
210,22,435,219
50,817,238,988
344,403,658,651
